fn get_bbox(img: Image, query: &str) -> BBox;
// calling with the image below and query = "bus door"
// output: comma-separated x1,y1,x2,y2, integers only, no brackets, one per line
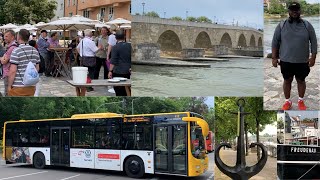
154,124,187,175
50,127,70,166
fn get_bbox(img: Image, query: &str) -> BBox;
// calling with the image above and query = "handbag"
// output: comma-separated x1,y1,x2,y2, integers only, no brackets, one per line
82,56,96,67
81,40,96,67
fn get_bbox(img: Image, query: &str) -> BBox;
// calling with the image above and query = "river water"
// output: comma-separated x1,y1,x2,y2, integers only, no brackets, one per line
132,58,263,96
264,16,320,55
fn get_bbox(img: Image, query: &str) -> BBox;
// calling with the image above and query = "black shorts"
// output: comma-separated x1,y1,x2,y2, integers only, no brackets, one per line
280,61,310,81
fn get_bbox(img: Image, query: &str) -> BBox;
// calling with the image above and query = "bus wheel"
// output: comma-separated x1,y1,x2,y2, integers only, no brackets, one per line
33,152,46,169
124,156,145,178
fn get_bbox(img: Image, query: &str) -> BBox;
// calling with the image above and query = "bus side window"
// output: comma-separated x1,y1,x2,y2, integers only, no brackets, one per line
72,126,94,148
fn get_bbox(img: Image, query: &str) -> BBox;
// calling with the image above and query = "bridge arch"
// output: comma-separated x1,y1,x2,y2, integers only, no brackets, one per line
157,30,182,52
238,34,247,47
194,31,212,49
249,35,256,47
219,33,232,48
258,37,263,47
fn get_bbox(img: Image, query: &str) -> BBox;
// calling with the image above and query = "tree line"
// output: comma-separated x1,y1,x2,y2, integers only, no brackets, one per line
136,11,213,23
0,0,57,25
265,0,320,16
0,97,214,138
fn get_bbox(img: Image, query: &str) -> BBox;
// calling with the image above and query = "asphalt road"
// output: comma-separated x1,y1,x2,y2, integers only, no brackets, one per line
0,153,214,180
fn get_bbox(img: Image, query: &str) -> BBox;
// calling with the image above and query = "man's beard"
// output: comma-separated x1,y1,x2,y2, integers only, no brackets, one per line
289,14,301,22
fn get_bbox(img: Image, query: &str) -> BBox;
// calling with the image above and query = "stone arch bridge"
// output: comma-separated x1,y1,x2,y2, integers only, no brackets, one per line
132,15,263,60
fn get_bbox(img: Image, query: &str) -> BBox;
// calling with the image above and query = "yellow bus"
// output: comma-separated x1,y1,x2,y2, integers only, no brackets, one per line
2,112,209,178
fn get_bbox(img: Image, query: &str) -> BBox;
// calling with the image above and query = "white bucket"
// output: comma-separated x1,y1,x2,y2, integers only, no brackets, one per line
72,67,88,84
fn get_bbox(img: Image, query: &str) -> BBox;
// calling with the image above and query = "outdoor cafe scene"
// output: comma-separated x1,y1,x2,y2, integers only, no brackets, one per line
0,15,132,97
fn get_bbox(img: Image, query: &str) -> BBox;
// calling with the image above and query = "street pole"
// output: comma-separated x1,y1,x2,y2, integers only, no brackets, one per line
142,2,145,15
95,101,124,113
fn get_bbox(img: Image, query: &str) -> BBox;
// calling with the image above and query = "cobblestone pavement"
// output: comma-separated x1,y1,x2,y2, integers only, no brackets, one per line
214,149,277,180
264,56,320,110
0,72,115,97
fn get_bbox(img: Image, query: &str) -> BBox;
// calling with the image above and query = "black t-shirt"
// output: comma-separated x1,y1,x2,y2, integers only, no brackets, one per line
110,42,131,74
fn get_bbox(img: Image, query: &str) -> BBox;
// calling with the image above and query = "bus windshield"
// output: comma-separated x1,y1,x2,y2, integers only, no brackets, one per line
190,123,206,159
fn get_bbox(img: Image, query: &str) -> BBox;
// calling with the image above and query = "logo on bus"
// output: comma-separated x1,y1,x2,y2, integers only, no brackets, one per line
85,150,91,158
98,154,120,159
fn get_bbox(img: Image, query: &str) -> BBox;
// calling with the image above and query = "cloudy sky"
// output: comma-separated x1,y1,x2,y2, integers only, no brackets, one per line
307,0,320,3
284,111,319,120
132,0,264,29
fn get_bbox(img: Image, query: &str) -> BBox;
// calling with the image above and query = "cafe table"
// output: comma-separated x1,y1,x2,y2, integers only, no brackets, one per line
49,47,72,78
66,79,131,96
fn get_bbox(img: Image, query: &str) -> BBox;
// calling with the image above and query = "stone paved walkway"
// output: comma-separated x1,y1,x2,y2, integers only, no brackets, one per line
264,56,320,110
0,72,115,97
214,149,277,180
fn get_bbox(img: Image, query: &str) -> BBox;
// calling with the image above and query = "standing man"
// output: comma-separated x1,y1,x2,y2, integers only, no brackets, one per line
0,30,18,96
94,27,109,79
272,2,317,110
77,29,102,92
7,29,40,96
108,30,131,96
106,28,117,63
37,30,52,77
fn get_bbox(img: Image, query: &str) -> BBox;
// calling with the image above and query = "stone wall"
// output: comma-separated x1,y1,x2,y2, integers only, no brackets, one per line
134,43,160,61
231,49,263,57
181,48,205,58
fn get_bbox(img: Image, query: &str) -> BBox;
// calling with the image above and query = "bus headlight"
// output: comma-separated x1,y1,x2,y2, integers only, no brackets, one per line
196,165,200,169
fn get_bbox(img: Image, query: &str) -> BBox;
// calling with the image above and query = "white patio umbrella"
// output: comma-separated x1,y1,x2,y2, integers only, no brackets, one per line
17,24,38,31
35,16,95,44
95,22,111,28
70,15,97,23
120,24,131,29
35,17,95,31
0,23,18,30
106,18,131,27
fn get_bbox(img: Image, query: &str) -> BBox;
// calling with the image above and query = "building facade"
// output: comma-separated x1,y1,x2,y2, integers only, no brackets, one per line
52,0,65,20
64,0,131,21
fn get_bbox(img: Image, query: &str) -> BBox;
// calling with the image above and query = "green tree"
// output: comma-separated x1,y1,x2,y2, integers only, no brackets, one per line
0,0,6,24
170,16,183,21
277,117,284,129
3,0,57,24
145,11,160,18
215,97,277,158
3,0,30,24
268,0,286,14
214,97,238,143
28,0,57,23
186,16,197,22
246,97,277,160
197,16,212,23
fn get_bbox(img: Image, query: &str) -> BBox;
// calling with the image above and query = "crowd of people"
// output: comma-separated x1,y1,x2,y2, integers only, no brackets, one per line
0,26,132,97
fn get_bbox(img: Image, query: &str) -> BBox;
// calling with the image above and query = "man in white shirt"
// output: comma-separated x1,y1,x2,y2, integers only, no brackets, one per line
107,30,117,62
77,29,102,91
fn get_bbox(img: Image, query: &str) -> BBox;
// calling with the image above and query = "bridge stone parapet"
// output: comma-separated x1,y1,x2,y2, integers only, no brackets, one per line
133,15,262,33
132,15,263,58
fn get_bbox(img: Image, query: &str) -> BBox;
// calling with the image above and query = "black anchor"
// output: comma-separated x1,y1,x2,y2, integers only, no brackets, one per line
215,98,268,180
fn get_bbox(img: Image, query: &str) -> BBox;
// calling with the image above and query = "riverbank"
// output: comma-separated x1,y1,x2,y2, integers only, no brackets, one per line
264,13,320,19
132,58,211,67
